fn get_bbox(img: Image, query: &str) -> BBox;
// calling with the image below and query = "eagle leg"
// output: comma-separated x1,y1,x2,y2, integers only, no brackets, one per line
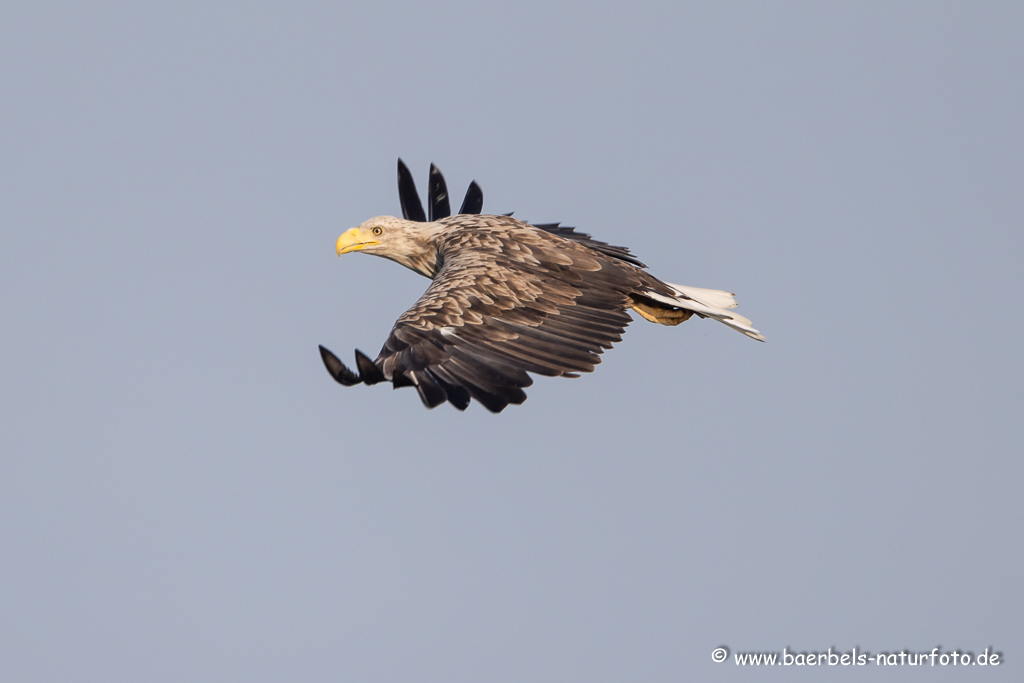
630,299,694,326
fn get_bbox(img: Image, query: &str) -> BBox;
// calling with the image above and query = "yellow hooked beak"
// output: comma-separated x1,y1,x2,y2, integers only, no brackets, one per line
336,228,381,256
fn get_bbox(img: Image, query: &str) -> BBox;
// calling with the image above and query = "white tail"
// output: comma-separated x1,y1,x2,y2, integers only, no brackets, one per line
643,282,765,341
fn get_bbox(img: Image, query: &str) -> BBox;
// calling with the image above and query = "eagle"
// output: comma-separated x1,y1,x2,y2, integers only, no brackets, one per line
319,160,763,413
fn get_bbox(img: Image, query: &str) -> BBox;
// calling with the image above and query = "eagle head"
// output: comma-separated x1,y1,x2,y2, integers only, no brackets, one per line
335,215,443,278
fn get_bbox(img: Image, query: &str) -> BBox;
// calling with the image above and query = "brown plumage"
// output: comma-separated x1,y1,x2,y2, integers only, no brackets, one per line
320,166,763,413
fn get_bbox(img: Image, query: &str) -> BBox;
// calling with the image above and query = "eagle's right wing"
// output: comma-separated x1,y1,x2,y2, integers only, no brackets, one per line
370,232,637,412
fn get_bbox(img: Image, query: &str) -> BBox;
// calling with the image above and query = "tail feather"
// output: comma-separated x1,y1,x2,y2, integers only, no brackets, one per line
643,282,765,341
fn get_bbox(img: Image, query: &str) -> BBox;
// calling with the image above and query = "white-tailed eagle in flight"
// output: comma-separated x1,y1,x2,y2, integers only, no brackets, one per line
319,160,763,412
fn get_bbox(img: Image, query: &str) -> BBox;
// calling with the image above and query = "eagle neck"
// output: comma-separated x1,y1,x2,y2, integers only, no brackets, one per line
385,221,447,279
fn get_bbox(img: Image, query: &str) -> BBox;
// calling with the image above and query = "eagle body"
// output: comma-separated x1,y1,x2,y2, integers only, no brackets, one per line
322,210,763,413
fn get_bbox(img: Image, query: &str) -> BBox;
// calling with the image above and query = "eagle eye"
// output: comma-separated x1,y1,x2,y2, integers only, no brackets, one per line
372,227,383,236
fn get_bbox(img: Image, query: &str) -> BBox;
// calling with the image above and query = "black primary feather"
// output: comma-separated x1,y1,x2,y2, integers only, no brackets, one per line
458,181,483,215
428,164,450,221
355,349,386,384
397,158,426,222
319,345,361,386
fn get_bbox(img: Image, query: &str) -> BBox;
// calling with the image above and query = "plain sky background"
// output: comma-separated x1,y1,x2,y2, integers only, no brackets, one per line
2,2,1021,681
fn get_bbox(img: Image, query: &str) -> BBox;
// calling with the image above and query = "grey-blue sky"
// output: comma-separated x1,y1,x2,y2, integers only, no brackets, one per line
1,2,1021,681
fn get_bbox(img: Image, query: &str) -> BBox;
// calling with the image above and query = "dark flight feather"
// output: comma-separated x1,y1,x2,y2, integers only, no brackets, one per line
428,164,450,221
396,159,426,222
458,181,483,215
